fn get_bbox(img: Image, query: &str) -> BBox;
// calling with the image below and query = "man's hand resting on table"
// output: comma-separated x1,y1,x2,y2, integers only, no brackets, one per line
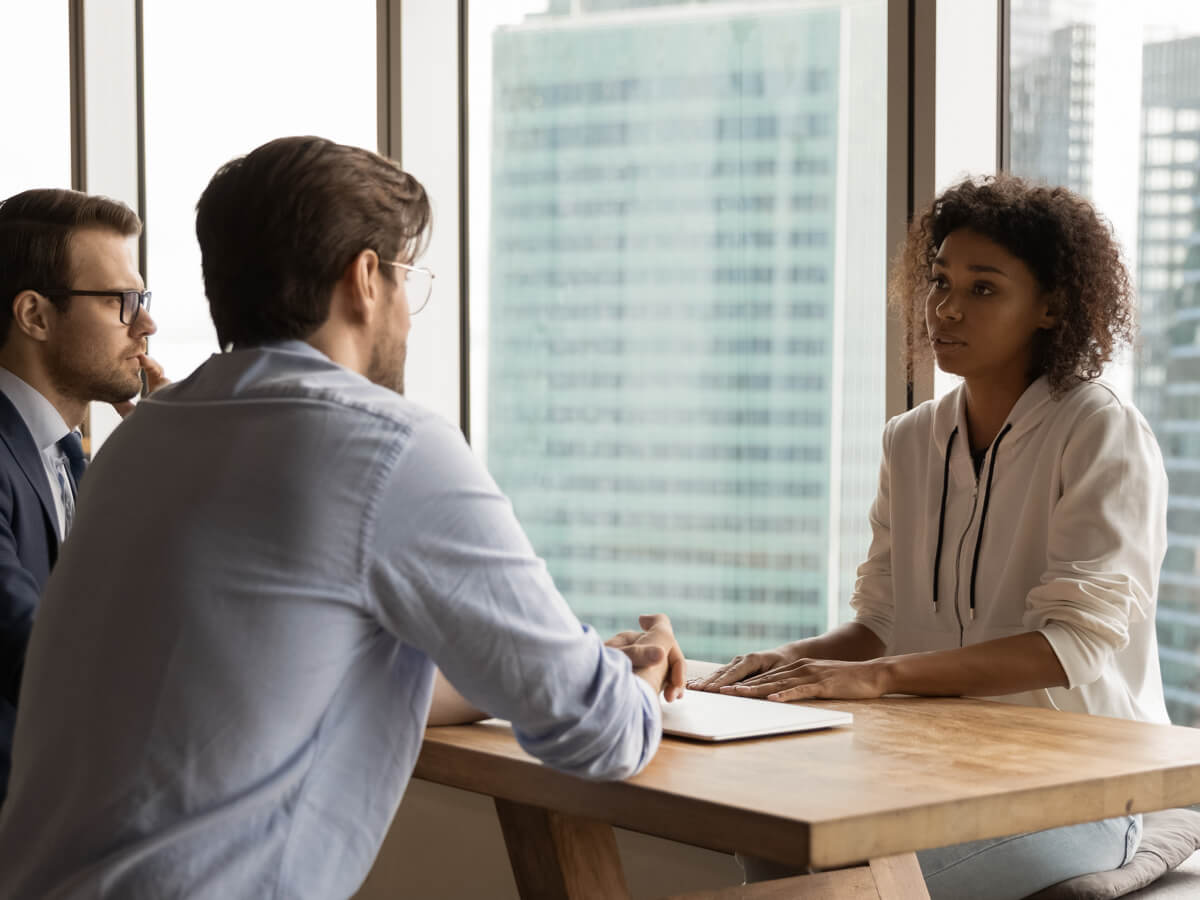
605,613,686,701
426,613,687,727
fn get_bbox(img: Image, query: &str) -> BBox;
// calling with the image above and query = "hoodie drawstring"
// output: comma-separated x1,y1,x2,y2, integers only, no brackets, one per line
932,427,957,613
932,422,1013,620
968,423,1012,620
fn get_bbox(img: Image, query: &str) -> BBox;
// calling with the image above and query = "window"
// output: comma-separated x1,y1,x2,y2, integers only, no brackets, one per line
1010,0,1200,725
0,3,71,197
141,0,377,381
465,0,889,660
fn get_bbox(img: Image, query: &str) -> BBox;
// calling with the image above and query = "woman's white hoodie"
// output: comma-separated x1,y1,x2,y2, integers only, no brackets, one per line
851,376,1170,723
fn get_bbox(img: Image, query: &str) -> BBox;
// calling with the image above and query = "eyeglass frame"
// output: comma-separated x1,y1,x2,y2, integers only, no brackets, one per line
38,289,152,326
380,261,435,315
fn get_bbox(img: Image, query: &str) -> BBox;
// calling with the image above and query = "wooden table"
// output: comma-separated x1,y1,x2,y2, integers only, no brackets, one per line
415,694,1200,899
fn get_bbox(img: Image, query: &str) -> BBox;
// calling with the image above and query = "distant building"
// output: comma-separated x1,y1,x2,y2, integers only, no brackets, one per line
485,0,885,659
1010,21,1094,196
1137,35,1200,725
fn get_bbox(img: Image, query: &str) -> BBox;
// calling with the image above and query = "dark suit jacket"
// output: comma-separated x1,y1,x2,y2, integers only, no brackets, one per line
0,390,61,806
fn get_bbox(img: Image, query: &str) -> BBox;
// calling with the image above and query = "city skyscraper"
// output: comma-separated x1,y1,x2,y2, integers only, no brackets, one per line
483,0,886,661
1010,21,1095,196
1009,1,1200,726
1137,34,1200,725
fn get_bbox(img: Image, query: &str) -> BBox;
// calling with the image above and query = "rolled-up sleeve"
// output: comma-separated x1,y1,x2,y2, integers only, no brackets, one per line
1025,404,1168,689
851,420,896,646
365,414,661,781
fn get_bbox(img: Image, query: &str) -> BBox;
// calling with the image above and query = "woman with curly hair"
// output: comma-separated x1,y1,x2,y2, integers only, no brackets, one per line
692,174,1169,898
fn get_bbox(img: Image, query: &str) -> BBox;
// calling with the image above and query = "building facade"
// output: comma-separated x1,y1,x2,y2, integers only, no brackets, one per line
485,0,886,660
1137,35,1200,725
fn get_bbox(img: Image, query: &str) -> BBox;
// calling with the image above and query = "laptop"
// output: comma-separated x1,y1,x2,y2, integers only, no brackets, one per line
661,687,853,742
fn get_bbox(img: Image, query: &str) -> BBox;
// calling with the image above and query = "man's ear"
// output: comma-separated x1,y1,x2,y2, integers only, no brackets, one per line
338,249,382,324
11,290,54,343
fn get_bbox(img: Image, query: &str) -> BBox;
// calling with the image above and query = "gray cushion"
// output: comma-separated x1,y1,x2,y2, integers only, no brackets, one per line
1025,810,1200,900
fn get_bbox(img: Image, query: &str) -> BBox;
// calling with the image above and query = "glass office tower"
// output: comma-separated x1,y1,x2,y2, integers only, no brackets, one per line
1010,1,1200,726
1137,35,1200,725
483,0,886,660
1010,21,1095,197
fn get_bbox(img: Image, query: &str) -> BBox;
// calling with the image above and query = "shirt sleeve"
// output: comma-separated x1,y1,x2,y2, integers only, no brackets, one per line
1025,403,1168,689
850,419,895,645
363,413,661,781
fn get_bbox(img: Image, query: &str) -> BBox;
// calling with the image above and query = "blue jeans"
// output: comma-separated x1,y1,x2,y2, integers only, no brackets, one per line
918,814,1142,900
739,814,1140,900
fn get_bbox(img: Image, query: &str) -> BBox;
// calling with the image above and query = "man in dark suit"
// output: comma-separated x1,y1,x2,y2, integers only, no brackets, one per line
0,189,164,804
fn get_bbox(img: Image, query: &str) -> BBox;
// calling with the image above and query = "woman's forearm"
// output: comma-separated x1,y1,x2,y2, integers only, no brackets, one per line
786,622,886,663
880,631,1068,697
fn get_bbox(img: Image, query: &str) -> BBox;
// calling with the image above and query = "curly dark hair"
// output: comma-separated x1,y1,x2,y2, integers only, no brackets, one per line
890,173,1135,395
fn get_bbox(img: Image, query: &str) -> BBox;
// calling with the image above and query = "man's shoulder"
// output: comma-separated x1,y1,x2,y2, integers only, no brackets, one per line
0,394,35,477
156,346,440,435
263,366,436,434
0,391,31,443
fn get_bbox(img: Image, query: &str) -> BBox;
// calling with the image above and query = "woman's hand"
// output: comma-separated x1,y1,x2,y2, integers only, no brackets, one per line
718,658,892,701
686,648,793,693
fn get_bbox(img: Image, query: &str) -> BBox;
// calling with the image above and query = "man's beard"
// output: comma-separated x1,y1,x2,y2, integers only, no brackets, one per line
46,344,142,406
367,331,407,395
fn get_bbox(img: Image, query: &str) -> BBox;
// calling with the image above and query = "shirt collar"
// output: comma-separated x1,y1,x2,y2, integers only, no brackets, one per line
267,339,332,362
0,367,73,452
231,339,334,364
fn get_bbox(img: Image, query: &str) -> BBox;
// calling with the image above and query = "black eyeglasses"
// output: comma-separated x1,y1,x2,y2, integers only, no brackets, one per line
40,290,152,325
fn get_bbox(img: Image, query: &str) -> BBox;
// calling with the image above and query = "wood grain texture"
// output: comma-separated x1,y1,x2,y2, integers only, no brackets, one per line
661,854,931,900
662,865,879,899
868,853,930,900
494,798,631,900
417,696,1200,869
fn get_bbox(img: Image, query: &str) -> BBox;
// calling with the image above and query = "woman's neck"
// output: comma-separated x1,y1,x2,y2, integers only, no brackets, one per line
962,375,1033,452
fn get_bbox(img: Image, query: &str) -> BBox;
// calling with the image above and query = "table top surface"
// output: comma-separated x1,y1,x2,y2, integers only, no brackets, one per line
416,686,1200,868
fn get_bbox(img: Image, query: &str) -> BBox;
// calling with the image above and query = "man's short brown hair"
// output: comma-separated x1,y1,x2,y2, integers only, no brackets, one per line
0,189,142,345
196,136,431,349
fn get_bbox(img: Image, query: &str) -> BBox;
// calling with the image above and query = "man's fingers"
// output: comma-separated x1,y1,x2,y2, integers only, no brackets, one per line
604,630,642,649
621,644,665,668
638,613,671,633
138,354,170,393
664,642,686,701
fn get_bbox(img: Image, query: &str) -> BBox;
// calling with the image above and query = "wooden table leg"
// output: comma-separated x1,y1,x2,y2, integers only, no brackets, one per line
869,852,930,900
494,798,632,900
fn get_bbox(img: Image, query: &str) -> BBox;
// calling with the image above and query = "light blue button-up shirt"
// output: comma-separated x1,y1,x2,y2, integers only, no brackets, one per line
0,341,661,899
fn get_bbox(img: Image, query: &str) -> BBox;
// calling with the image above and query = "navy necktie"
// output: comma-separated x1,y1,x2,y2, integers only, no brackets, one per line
56,431,86,495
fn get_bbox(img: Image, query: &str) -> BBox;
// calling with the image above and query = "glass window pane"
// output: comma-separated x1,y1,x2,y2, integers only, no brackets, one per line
933,0,999,400
0,2,71,197
142,1,377,381
468,0,888,660
1010,0,1200,725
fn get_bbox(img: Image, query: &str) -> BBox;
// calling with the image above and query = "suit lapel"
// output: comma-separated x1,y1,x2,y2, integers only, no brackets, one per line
0,391,60,544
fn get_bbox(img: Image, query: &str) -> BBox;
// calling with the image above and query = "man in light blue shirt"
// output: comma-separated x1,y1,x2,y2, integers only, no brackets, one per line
0,137,682,899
